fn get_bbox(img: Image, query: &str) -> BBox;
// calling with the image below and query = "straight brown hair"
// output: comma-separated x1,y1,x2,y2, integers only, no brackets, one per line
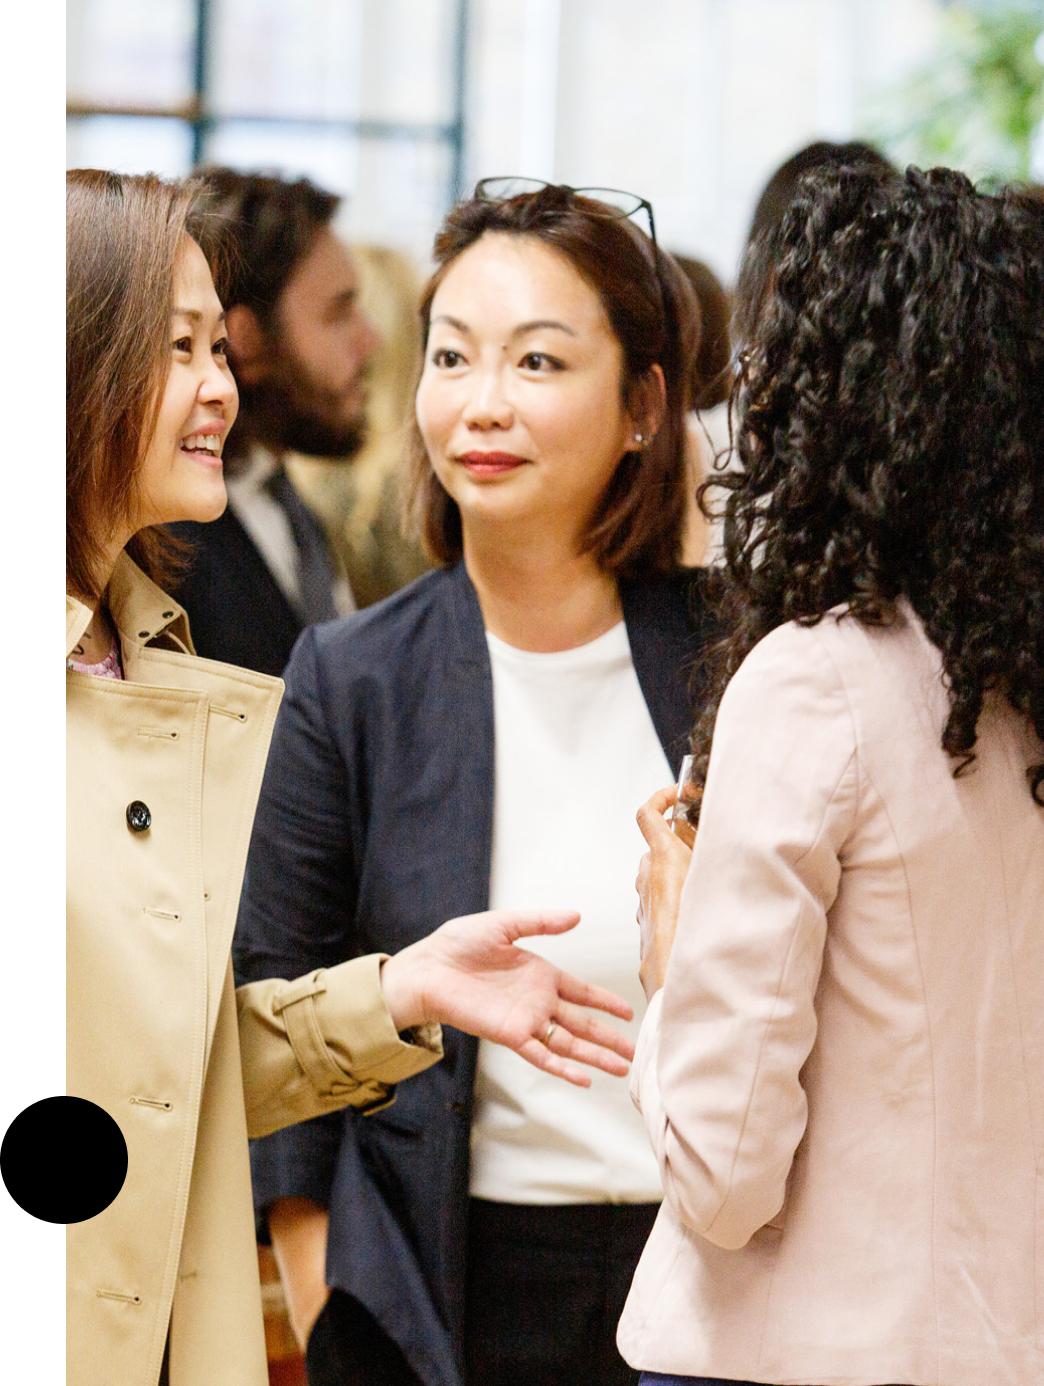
66,170,217,603
405,184,699,574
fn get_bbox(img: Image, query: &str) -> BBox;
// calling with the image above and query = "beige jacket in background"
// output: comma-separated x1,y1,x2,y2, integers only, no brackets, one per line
67,555,442,1386
619,604,1044,1385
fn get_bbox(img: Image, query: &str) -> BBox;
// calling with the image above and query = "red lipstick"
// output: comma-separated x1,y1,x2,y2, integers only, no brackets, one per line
457,451,528,476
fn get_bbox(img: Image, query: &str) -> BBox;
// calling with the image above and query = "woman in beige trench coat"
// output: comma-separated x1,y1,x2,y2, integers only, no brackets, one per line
66,170,635,1386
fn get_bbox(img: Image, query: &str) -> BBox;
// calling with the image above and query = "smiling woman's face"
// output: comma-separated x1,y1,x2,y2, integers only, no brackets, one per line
133,237,238,534
415,232,637,550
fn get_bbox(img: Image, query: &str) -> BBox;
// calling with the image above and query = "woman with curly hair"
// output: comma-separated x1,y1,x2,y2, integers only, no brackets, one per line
620,164,1044,1386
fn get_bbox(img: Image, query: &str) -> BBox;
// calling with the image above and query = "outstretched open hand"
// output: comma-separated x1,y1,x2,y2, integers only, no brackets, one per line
379,910,635,1087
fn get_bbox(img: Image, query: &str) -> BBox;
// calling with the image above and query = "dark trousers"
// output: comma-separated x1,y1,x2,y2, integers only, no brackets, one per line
639,1376,910,1385
639,1379,762,1386
464,1198,660,1386
305,1290,422,1386
639,1378,764,1385
304,1200,659,1386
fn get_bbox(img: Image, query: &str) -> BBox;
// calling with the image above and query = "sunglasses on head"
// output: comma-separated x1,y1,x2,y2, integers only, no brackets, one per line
473,176,658,251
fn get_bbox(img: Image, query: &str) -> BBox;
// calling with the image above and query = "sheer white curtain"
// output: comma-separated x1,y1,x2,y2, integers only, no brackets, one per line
465,0,943,280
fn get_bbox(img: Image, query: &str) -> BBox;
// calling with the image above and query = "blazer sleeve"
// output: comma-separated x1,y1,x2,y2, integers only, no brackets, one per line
232,623,406,1211
236,956,442,1139
631,618,859,1250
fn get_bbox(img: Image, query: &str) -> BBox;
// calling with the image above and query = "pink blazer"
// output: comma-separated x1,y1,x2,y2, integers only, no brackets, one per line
619,605,1044,1385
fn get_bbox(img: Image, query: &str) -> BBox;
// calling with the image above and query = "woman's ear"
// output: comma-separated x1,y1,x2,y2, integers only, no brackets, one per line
224,304,269,385
628,365,667,448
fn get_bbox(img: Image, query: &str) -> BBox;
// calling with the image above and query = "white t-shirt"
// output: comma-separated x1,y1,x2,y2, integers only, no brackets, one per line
468,621,671,1205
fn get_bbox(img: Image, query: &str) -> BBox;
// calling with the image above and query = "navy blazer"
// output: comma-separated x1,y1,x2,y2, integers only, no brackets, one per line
233,560,716,1386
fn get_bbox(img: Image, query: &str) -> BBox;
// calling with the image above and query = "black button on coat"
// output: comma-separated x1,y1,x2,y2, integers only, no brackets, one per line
126,800,152,833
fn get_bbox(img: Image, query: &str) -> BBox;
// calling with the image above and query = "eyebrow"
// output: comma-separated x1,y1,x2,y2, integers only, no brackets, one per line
430,314,577,339
172,308,227,323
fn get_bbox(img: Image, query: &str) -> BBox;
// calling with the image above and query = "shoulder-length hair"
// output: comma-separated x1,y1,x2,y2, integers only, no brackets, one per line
690,165,1044,810
404,183,699,575
66,170,217,602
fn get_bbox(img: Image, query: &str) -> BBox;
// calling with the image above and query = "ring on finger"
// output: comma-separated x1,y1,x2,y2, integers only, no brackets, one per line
543,1020,558,1047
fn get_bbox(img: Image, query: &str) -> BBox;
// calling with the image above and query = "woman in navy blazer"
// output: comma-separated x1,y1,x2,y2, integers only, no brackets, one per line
234,183,715,1386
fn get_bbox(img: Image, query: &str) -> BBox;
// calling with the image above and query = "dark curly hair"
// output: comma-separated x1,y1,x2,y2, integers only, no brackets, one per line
690,164,1044,813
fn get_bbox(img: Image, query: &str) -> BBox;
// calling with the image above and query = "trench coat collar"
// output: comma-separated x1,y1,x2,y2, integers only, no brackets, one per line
66,594,92,658
66,551,194,660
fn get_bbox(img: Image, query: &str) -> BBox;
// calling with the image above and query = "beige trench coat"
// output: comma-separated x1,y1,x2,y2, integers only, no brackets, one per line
67,554,442,1386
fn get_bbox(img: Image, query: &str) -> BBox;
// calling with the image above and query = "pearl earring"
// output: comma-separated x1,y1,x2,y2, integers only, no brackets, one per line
634,432,644,446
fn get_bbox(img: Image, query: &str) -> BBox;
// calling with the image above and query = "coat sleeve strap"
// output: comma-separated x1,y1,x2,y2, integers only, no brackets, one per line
237,955,443,1139
271,970,358,1097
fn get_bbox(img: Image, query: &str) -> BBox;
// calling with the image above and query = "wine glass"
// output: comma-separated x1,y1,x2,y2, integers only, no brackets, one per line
669,754,698,847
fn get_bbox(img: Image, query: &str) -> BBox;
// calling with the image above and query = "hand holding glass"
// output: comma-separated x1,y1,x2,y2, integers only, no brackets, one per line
635,766,697,999
669,753,698,848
